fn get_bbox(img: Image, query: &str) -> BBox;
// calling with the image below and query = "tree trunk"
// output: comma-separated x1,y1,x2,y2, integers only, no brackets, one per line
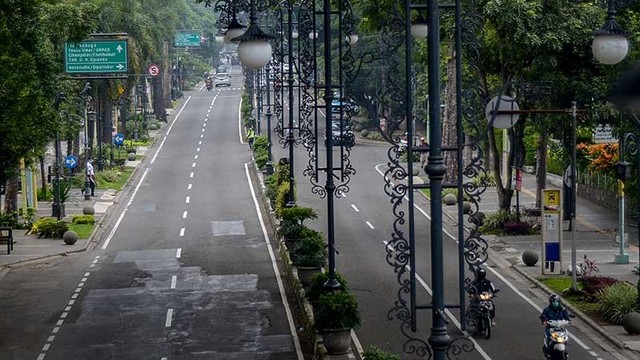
488,127,513,210
442,55,458,184
3,173,18,214
39,156,46,193
535,119,548,209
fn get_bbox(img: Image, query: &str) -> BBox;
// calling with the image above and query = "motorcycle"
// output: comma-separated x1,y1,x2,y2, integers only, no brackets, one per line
542,319,570,360
468,290,497,339
205,79,213,91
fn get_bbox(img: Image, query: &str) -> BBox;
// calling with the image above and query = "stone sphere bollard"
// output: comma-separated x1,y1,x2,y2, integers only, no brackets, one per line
522,250,539,266
83,205,95,215
127,152,136,161
470,211,486,227
463,201,472,214
623,312,640,335
443,193,457,205
63,230,78,245
361,129,370,137
148,123,158,131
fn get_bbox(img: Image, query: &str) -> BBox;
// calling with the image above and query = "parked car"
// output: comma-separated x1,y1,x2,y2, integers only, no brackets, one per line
215,73,231,87
324,120,355,147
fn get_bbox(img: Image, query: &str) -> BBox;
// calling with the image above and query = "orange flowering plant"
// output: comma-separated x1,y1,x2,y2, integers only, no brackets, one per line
577,142,619,172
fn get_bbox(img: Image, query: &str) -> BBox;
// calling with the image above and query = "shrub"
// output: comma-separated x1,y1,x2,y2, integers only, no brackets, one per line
255,153,268,169
291,230,326,267
280,206,317,225
274,160,290,187
503,221,533,235
32,218,69,238
581,276,619,296
480,209,518,234
72,215,95,225
362,346,400,360
598,282,638,325
253,136,268,153
275,181,293,217
471,171,497,187
97,169,122,183
265,175,278,202
37,186,53,201
315,291,361,330
306,272,348,303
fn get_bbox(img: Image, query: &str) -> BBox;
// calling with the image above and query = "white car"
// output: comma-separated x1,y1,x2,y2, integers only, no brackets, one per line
215,73,231,87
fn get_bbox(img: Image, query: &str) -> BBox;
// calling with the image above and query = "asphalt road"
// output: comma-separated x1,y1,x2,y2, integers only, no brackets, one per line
0,71,300,360
273,96,631,359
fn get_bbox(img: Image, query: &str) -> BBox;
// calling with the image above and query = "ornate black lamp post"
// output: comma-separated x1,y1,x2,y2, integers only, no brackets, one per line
80,82,92,201
617,131,640,306
265,62,274,175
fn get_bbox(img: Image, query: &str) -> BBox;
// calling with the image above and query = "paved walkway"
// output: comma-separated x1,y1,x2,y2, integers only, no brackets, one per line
0,141,152,268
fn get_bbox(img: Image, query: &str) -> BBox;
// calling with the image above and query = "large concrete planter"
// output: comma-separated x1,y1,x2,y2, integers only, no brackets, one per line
296,266,322,287
321,328,351,355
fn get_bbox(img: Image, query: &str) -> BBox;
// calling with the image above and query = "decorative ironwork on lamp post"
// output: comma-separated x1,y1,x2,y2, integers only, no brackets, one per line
375,0,493,357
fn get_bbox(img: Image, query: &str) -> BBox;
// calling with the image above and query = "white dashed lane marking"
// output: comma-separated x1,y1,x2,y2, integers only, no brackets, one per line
176,248,182,258
188,184,192,190
190,172,194,178
366,221,375,230
350,204,359,212
186,196,190,203
171,275,177,289
182,211,188,219
165,309,173,327
179,228,185,237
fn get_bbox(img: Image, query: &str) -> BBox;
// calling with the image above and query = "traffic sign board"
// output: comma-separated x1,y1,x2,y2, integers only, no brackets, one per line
175,32,201,47
64,155,78,169
113,133,125,146
65,40,128,74
148,64,160,77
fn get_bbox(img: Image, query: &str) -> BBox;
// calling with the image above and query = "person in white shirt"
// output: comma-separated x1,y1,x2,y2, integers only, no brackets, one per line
86,159,96,196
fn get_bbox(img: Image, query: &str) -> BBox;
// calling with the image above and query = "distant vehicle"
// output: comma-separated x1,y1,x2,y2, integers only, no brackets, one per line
324,119,355,147
215,73,231,87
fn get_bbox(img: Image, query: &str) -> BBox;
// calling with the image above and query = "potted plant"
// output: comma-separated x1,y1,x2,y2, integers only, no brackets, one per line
315,291,361,355
291,229,326,286
278,206,318,249
305,271,348,305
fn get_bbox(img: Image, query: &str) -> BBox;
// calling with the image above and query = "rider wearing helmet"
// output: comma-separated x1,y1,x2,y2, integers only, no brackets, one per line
540,294,571,337
470,267,498,325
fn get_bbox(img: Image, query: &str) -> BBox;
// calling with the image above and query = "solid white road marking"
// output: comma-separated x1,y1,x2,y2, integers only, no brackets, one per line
102,168,150,250
179,228,185,237
151,96,190,163
238,97,244,144
366,221,375,230
244,163,304,359
350,204,359,212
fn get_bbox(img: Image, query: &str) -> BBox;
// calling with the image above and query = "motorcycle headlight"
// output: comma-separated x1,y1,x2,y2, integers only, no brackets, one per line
479,293,491,301
551,332,566,343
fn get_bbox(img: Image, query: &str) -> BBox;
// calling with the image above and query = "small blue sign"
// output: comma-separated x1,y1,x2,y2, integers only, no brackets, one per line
113,133,125,146
64,155,78,169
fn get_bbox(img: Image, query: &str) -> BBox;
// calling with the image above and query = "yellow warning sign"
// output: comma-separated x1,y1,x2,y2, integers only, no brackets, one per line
543,189,560,206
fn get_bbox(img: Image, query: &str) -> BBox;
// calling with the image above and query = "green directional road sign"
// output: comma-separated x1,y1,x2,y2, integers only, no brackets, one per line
175,32,201,47
65,40,128,74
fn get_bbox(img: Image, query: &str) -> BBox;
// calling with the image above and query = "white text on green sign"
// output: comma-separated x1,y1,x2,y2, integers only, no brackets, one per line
65,40,128,74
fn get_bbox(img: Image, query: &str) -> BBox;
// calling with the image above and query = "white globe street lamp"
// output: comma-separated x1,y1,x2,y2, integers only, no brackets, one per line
592,1,630,65
411,15,428,39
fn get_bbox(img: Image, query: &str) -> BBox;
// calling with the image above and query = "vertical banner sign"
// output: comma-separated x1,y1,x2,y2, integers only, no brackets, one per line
542,189,563,274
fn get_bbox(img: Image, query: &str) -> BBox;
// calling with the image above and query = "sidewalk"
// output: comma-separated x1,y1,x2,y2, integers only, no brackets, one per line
436,169,640,353
0,145,151,269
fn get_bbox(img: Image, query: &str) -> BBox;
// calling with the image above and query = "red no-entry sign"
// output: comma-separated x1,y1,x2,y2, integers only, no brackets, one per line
148,64,160,77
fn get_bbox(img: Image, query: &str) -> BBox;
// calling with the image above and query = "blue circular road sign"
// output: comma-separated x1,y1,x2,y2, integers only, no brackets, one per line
64,155,78,169
113,133,125,146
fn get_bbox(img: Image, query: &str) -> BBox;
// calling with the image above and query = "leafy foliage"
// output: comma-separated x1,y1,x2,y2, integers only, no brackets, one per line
72,215,95,225
290,229,326,268
305,272,348,304
598,282,638,325
580,276,619,297
315,291,361,330
31,218,69,238
362,346,400,360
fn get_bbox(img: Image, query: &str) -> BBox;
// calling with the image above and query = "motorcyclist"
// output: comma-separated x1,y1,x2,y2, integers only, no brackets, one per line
205,76,213,90
469,267,498,325
540,294,571,337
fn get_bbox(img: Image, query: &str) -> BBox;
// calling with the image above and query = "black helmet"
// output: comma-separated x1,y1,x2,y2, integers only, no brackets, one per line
549,294,561,309
476,268,486,281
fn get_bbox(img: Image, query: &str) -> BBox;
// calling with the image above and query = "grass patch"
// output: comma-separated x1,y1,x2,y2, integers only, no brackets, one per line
96,167,134,191
420,188,431,198
538,277,603,319
69,223,94,239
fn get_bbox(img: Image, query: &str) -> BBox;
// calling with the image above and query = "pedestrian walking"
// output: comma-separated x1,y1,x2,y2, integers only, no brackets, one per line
86,159,96,196
247,127,256,149
419,137,428,169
